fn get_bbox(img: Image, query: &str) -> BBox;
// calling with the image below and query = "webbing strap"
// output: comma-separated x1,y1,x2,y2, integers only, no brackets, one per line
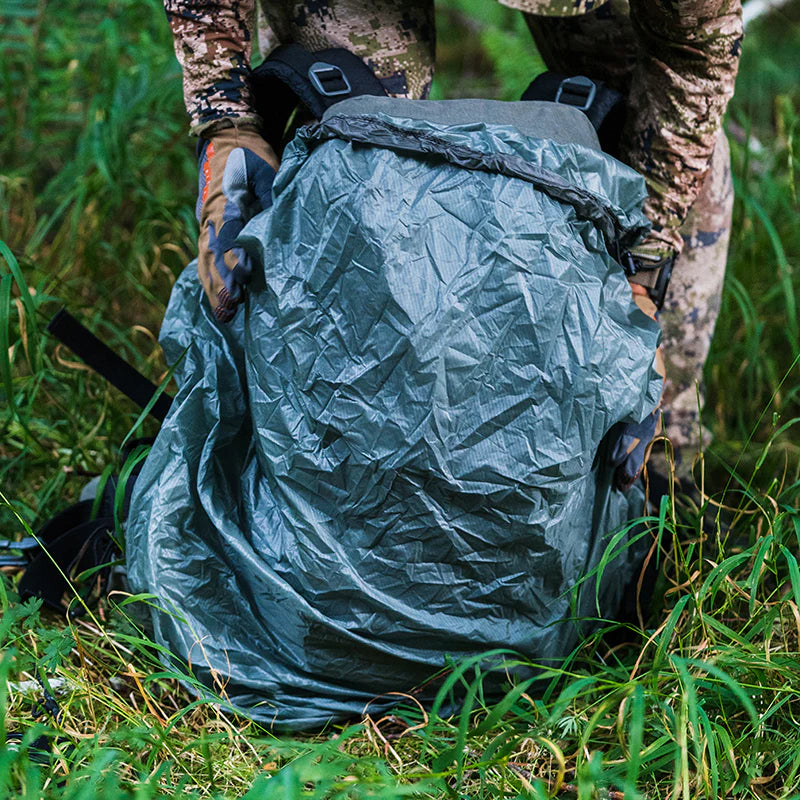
2,436,153,614
0,497,116,615
249,43,388,156
17,511,117,615
47,308,173,422
628,269,659,290
521,72,625,155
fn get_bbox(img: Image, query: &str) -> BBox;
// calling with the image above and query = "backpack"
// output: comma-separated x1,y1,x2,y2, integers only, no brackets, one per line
16,49,662,730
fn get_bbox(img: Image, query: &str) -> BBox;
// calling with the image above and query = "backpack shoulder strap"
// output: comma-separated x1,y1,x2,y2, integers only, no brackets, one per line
250,43,389,157
521,72,626,155
2,439,152,615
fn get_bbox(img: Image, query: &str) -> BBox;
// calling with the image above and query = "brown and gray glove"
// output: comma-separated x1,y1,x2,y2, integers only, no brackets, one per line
196,125,279,321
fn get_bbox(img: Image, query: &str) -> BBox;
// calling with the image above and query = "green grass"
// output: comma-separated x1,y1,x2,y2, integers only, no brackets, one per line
2,0,800,797
706,0,800,485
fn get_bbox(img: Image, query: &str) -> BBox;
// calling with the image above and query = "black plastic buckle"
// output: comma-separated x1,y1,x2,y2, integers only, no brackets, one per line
0,536,39,567
308,62,351,97
650,255,675,310
620,251,676,310
555,76,597,113
620,250,638,277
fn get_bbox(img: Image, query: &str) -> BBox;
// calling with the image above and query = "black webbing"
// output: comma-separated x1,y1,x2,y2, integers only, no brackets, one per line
521,72,626,155
47,308,172,422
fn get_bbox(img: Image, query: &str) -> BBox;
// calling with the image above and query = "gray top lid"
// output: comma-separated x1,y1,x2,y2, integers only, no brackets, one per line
323,95,601,151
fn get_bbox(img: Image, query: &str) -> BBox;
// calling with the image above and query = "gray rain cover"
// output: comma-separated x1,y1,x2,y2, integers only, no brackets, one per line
127,105,661,730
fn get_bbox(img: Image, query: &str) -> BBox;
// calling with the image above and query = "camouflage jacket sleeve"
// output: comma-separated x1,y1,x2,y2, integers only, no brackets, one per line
165,0,260,135
622,0,743,257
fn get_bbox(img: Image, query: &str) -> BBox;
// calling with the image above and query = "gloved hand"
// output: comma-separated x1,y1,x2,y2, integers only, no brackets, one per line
196,125,279,322
611,282,666,491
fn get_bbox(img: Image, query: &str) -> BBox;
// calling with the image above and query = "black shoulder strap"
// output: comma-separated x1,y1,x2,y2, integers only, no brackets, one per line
16,505,118,615
521,72,626,155
250,43,388,157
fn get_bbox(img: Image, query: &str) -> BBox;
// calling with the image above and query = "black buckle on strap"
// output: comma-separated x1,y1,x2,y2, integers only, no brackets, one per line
555,75,597,112
621,251,676,310
651,256,675,310
0,536,39,568
308,62,351,97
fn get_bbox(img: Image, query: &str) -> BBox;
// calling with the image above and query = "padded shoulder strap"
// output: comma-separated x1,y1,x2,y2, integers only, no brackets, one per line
521,72,626,155
250,44,388,157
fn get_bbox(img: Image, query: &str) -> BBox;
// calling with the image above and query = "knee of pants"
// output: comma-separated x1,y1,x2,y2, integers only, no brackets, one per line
658,134,734,451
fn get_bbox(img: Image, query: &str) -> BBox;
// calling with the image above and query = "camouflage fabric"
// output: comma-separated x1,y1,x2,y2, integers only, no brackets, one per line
524,0,637,94
259,0,435,101
651,133,733,483
506,0,609,16
165,0,262,134
165,0,435,135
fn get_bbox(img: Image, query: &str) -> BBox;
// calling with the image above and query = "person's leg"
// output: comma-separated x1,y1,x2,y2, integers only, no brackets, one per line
523,0,637,95
258,0,436,100
653,133,733,485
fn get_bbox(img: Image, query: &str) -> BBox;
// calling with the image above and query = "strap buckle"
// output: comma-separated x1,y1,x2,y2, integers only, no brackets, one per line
308,62,351,97
650,255,675,310
0,536,39,568
622,251,676,310
555,75,597,113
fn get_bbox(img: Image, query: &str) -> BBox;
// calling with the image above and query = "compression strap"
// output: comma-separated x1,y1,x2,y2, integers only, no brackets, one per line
47,308,173,422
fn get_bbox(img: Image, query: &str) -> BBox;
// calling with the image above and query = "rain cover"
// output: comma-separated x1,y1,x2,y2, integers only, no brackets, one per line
127,103,661,730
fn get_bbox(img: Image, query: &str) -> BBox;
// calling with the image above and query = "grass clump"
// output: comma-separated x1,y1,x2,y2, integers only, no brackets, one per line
5,490,800,797
2,0,800,797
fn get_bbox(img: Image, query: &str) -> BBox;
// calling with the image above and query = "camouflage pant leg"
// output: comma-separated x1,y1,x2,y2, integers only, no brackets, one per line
257,0,435,99
654,133,733,480
523,0,637,95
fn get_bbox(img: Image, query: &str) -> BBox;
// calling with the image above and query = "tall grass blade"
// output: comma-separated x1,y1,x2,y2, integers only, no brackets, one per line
0,273,15,419
0,239,40,372
623,684,645,798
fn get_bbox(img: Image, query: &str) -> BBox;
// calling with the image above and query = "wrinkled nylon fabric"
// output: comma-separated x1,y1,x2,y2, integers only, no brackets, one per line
127,108,661,730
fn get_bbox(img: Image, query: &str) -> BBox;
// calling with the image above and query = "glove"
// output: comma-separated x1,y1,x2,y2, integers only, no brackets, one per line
196,125,279,322
610,282,666,491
